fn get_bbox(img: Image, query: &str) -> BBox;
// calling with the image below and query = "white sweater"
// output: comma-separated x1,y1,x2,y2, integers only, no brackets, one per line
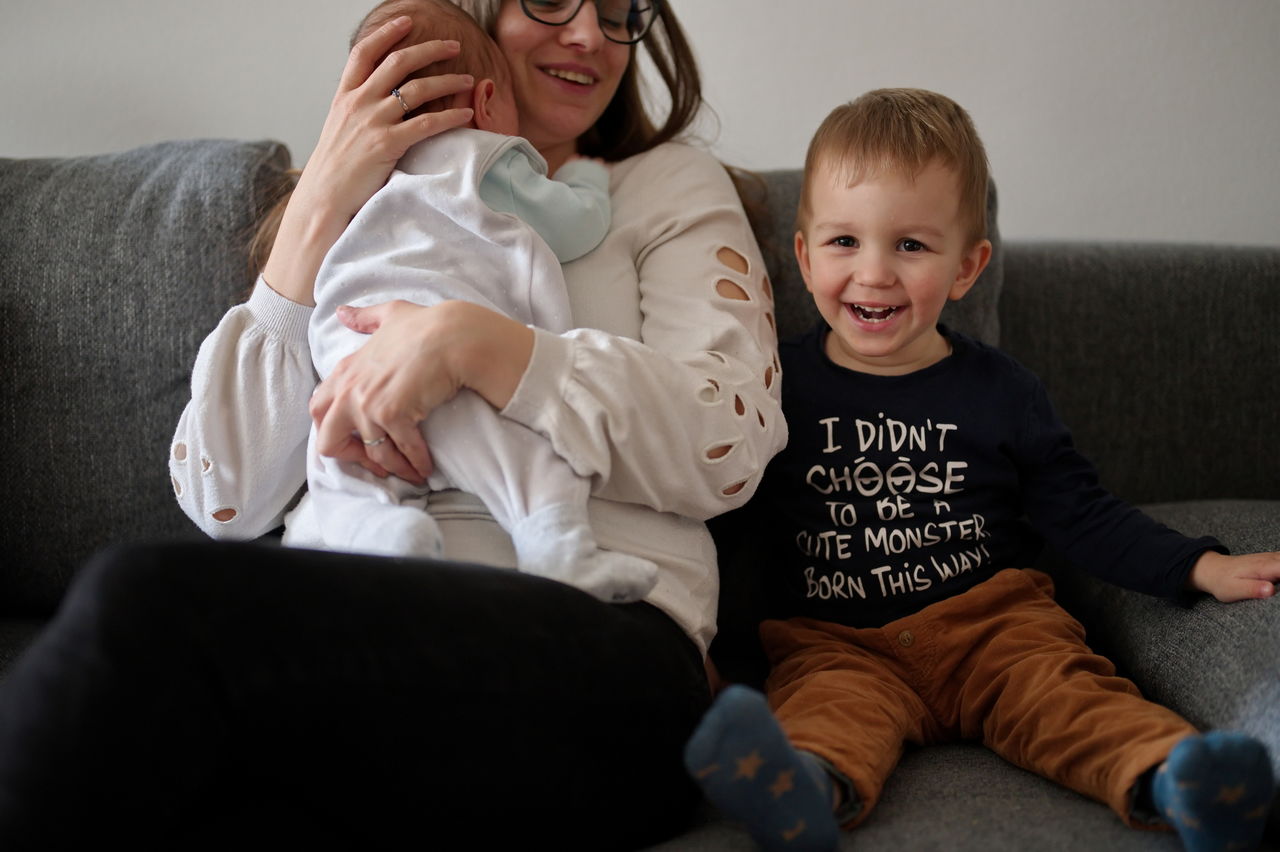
169,142,787,655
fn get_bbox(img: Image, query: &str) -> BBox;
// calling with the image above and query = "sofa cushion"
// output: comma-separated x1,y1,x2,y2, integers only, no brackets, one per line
0,139,293,616
748,170,1003,345
1048,499,1280,781
649,745,1184,850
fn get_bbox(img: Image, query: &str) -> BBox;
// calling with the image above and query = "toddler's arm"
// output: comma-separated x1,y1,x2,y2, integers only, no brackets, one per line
1189,550,1280,602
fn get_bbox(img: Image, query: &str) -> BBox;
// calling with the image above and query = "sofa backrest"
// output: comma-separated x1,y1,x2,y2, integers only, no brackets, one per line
999,241,1280,505
0,139,292,616
2,139,1271,619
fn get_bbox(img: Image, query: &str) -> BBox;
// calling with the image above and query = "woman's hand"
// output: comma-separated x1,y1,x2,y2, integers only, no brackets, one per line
309,300,535,483
262,16,477,306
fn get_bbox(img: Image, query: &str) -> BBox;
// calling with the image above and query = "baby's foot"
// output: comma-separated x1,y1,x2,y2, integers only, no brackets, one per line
1152,731,1274,852
683,685,840,852
553,550,658,603
325,502,445,559
511,505,657,602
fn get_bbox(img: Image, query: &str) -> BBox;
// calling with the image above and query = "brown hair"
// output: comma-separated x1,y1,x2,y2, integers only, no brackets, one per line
354,0,510,105
453,0,703,161
453,1,770,247
797,88,990,246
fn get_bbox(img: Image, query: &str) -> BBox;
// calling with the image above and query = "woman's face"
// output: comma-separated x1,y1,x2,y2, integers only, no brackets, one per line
494,0,632,163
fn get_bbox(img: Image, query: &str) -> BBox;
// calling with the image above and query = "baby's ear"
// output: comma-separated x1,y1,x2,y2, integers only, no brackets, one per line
949,239,992,301
470,79,497,130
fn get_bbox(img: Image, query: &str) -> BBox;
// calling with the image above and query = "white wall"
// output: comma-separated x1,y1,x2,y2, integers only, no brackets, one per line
5,0,1277,246
679,0,1280,247
2,0,366,164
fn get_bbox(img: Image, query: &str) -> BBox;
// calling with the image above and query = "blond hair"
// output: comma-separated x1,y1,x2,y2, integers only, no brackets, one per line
797,88,989,246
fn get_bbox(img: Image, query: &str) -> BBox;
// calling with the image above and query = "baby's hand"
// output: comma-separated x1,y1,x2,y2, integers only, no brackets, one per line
1189,550,1280,602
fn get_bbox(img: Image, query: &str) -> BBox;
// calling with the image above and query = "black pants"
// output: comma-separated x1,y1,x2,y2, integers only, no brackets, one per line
0,540,710,850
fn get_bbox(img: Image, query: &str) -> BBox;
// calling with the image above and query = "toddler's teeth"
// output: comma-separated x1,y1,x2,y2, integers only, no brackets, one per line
852,304,898,322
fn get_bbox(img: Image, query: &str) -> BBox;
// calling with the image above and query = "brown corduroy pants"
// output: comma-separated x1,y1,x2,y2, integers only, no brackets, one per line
761,568,1195,829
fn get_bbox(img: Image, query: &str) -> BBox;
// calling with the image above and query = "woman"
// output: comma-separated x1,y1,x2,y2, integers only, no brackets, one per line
0,1,783,848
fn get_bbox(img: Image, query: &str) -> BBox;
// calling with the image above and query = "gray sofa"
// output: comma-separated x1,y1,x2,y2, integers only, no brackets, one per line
0,139,1276,850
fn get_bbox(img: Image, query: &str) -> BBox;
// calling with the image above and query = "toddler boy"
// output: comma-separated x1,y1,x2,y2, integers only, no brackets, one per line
685,88,1278,851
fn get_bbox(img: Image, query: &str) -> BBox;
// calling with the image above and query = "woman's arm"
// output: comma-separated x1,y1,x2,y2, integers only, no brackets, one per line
170,281,316,538
500,145,787,519
312,145,786,520
262,15,477,305
309,299,526,483
170,17,481,530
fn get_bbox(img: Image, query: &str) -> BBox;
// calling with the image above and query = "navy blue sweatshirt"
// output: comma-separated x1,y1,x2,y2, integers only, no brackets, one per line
747,323,1221,629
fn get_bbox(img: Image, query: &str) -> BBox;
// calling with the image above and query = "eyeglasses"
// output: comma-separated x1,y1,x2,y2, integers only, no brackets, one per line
519,0,660,45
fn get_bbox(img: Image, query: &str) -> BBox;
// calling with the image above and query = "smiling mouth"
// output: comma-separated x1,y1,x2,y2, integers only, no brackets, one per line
543,68,595,85
850,304,900,323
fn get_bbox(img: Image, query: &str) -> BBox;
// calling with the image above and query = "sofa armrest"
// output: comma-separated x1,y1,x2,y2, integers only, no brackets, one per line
0,139,293,617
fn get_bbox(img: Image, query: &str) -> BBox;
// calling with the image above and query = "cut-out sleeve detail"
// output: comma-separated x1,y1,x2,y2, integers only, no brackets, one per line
500,144,787,519
717,246,750,275
716,280,751,301
704,442,736,461
169,277,315,539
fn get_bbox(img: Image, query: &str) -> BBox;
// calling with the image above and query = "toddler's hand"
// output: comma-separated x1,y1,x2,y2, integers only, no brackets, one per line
1189,550,1280,602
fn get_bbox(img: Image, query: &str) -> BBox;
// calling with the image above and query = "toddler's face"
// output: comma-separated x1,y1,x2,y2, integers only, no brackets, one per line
795,160,989,375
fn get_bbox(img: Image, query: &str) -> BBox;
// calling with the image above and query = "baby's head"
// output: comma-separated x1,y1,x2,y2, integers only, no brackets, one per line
794,89,992,375
797,88,989,248
354,0,519,135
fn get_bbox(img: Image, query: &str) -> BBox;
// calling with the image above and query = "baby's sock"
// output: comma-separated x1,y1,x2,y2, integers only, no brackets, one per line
1151,731,1274,852
322,500,445,559
683,684,840,852
510,503,657,603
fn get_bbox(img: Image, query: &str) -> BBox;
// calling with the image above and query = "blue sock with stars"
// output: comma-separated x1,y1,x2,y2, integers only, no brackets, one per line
1151,731,1274,852
683,684,840,852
